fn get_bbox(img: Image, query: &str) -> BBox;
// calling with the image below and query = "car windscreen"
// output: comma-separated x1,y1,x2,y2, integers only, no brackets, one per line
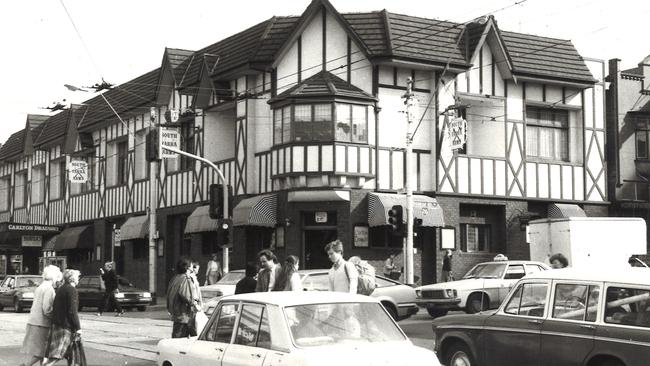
117,277,135,289
217,272,245,285
285,302,406,347
16,277,43,288
463,263,507,279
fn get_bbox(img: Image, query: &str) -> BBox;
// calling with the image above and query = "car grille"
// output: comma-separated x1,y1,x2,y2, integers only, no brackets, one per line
125,294,141,299
421,290,447,299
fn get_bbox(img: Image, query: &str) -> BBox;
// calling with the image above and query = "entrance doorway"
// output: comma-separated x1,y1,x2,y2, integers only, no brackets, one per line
303,229,337,269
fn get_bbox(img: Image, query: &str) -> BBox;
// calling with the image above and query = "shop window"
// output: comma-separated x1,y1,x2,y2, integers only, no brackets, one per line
526,106,570,162
460,224,491,252
0,176,9,211
131,239,148,260
14,171,27,208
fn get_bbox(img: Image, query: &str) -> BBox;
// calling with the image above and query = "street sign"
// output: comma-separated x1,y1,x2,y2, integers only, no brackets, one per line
159,127,180,159
446,116,467,150
68,160,88,183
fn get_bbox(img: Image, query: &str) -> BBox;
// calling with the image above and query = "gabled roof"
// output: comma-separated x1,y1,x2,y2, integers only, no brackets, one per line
34,109,71,147
0,114,49,161
0,129,28,161
27,114,49,143
165,47,194,84
269,70,376,103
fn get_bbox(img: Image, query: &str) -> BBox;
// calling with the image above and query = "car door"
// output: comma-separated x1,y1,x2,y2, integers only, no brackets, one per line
187,301,240,366
0,276,16,306
540,282,599,366
483,280,550,366
221,303,270,366
497,265,526,304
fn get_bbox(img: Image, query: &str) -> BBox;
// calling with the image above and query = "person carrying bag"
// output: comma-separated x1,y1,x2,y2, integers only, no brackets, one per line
66,332,87,366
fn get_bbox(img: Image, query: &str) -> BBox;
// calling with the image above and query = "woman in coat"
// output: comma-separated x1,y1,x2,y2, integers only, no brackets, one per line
20,265,62,366
43,269,82,366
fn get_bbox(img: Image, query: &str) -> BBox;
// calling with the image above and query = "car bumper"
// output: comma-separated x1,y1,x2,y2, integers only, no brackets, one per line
17,299,33,307
116,298,152,306
416,298,462,309
397,303,420,318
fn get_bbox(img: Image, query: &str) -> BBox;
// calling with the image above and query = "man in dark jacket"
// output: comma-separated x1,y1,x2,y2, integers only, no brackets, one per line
166,257,199,338
235,262,258,294
43,269,82,366
99,262,123,316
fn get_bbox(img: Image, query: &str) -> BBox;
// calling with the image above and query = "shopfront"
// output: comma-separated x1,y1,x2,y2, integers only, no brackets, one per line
0,222,61,275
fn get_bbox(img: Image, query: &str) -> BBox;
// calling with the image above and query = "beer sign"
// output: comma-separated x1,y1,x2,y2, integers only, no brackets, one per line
68,160,88,183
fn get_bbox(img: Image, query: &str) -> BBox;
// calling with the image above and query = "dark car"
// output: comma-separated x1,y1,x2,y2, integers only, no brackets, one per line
0,275,43,312
77,275,152,311
432,268,650,366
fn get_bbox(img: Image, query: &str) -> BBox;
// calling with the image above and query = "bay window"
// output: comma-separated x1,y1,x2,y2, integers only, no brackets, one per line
526,106,569,161
636,128,650,159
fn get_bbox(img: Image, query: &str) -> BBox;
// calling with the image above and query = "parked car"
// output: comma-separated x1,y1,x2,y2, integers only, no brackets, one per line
76,275,152,311
199,269,245,301
158,291,441,366
415,259,550,317
432,268,650,366
0,275,42,312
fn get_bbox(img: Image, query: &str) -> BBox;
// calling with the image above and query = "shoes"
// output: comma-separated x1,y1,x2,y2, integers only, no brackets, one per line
96,313,102,316
115,312,124,317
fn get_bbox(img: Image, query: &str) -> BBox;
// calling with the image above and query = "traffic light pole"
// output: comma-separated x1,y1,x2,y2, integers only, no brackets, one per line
161,145,230,273
403,77,416,286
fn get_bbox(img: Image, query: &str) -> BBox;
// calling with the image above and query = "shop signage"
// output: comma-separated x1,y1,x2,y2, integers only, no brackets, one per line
353,226,369,248
2,223,60,232
21,235,42,247
159,127,180,159
446,116,467,150
68,160,88,183
315,211,328,223
114,229,121,247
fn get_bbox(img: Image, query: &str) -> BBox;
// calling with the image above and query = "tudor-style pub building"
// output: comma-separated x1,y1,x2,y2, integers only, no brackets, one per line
0,0,607,292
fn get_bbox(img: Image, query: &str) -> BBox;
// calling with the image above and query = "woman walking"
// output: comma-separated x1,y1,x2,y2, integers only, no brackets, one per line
43,269,82,366
20,265,62,366
204,254,222,285
274,255,301,291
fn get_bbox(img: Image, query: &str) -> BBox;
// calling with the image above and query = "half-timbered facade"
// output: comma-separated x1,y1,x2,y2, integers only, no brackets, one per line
0,0,607,289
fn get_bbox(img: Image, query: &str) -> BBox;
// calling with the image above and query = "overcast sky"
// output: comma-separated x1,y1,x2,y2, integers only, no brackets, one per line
0,0,647,143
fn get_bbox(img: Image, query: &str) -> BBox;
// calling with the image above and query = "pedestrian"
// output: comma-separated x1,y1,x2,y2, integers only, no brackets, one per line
189,260,203,309
549,253,569,269
42,269,82,366
235,262,258,295
325,240,357,293
255,249,279,292
274,255,301,291
166,257,199,338
98,262,123,316
19,265,62,366
383,253,399,280
204,254,222,285
442,250,454,282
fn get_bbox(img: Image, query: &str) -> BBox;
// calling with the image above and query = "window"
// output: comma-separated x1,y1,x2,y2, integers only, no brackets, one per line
301,273,329,291
336,104,368,143
504,283,548,317
0,176,10,211
369,227,404,248
526,106,569,161
460,224,491,252
31,165,45,204
134,131,148,180
636,129,650,159
180,120,195,170
235,304,265,347
604,287,650,328
504,265,526,280
117,141,128,185
49,160,66,200
552,284,599,322
203,303,240,342
14,172,27,208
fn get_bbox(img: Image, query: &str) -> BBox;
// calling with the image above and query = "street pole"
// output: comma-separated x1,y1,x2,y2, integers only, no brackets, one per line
403,77,416,286
148,108,158,299
161,145,229,273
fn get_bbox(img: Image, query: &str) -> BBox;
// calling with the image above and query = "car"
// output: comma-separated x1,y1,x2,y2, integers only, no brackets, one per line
76,275,152,311
0,275,42,312
202,269,418,321
432,267,650,366
199,269,245,301
415,258,550,317
158,291,441,366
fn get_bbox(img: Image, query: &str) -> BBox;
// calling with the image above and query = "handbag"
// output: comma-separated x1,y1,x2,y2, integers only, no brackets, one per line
194,310,209,335
66,333,87,366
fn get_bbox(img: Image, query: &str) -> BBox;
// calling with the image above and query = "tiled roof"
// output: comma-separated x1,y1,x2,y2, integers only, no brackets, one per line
269,70,376,103
622,66,643,76
342,11,389,55
0,129,26,160
78,68,160,131
166,48,194,83
27,114,49,142
34,110,71,147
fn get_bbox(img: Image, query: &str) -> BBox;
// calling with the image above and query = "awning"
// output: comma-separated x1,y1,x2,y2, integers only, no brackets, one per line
120,215,149,241
368,192,445,227
185,206,219,234
54,225,94,251
233,194,277,228
548,203,587,218
288,190,350,202
43,235,58,251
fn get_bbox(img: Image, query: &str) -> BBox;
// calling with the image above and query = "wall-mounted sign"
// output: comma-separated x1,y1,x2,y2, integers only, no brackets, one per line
353,226,369,248
1,223,60,233
440,227,456,250
68,160,88,183
315,211,328,223
446,116,467,150
22,235,42,247
114,229,121,247
159,127,180,159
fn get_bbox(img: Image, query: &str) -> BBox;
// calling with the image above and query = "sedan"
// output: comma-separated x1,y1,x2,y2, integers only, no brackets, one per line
199,270,245,301
0,275,42,312
158,291,441,366
76,275,152,311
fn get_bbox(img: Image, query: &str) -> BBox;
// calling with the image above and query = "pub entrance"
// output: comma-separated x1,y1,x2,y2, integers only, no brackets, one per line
302,211,337,269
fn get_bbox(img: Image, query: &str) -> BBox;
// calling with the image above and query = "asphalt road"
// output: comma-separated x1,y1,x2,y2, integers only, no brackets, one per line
0,345,153,366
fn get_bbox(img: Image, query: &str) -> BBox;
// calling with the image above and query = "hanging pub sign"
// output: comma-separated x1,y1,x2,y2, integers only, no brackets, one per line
446,116,467,150
68,160,88,183
159,127,180,159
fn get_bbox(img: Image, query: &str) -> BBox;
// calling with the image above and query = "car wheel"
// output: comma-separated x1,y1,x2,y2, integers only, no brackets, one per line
445,342,475,366
14,298,22,313
426,306,448,318
137,306,146,312
466,293,489,314
382,302,398,321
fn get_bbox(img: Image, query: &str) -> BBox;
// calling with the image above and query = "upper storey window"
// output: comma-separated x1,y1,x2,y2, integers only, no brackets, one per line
526,106,570,162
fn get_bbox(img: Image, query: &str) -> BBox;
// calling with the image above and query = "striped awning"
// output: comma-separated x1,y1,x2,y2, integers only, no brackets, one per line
54,225,94,251
368,192,444,227
120,215,149,241
548,203,587,218
42,235,58,251
233,194,277,228
185,205,219,234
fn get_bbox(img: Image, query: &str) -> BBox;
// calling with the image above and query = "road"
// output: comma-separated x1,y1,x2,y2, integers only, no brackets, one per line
0,306,438,366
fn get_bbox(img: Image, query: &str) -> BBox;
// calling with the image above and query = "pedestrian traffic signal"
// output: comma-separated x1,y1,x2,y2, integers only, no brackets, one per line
388,205,404,235
209,184,233,219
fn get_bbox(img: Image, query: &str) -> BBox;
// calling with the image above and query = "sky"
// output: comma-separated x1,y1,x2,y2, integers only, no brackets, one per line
0,0,648,143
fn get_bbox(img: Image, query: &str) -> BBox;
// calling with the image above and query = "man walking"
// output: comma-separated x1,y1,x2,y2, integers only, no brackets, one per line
325,240,357,293
98,262,123,316
441,250,454,282
166,257,199,338
255,249,279,292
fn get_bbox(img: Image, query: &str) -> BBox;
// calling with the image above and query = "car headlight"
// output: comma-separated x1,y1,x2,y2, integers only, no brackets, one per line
141,292,151,298
416,290,422,298
115,293,125,299
445,289,457,298
21,292,34,299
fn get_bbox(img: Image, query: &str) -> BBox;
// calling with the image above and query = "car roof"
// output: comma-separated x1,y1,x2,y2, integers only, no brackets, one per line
476,260,548,266
523,267,650,285
223,291,377,307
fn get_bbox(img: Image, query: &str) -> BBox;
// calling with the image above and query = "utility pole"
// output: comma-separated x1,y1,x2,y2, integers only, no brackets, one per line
403,77,416,285
148,107,158,299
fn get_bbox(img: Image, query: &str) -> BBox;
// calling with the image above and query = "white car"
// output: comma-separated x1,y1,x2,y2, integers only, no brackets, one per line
199,270,245,300
415,260,550,317
157,291,441,366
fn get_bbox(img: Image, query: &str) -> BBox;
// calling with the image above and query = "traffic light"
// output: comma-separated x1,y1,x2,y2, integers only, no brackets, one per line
209,184,233,219
388,205,404,235
413,217,423,237
219,220,231,245
146,128,160,162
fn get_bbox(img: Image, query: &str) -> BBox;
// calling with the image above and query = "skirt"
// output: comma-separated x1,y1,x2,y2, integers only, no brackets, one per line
21,324,50,357
46,324,74,360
